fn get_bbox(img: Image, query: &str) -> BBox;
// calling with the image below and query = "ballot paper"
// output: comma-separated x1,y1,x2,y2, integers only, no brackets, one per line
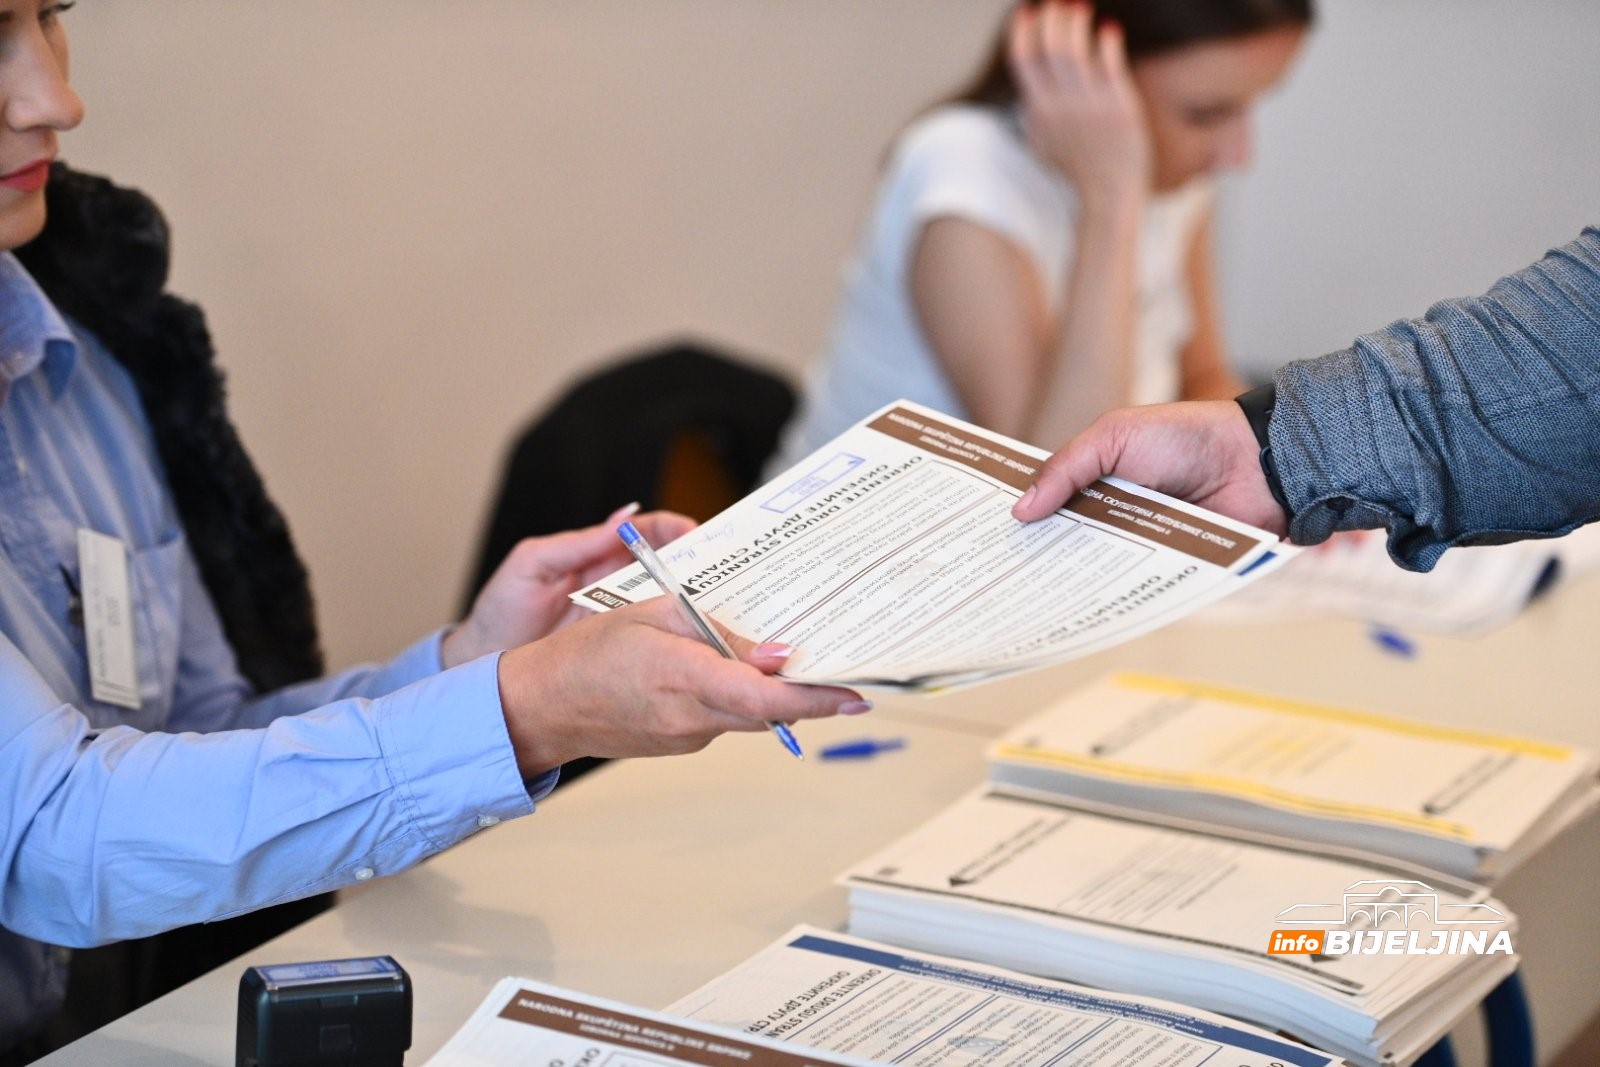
574,401,1285,691
988,674,1600,883
840,788,1517,1067
1197,522,1600,635
423,977,870,1067
669,925,1337,1067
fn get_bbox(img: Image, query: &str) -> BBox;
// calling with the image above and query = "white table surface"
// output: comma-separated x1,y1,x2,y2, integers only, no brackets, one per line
37,571,1600,1066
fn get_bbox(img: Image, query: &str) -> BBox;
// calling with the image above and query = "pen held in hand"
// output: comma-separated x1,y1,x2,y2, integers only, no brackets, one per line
617,522,805,760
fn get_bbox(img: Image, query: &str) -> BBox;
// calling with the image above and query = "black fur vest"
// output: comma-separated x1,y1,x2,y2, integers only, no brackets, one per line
15,164,324,691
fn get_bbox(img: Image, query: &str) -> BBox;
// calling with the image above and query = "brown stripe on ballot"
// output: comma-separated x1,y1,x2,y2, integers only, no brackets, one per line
499,990,843,1067
867,407,1038,491
1065,481,1254,567
867,406,1256,568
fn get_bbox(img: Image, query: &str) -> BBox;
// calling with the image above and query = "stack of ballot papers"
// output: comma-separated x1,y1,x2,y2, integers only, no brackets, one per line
987,673,1600,883
424,978,869,1067
669,926,1337,1067
575,401,1288,691
838,788,1519,1067
1198,523,1600,636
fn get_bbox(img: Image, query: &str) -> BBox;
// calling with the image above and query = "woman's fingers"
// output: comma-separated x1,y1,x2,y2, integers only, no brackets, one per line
1041,0,1094,81
1098,17,1130,83
1009,1,1151,202
1008,3,1049,97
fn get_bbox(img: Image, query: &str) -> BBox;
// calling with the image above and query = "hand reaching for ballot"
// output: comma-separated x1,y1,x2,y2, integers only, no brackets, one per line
442,504,695,668
496,597,869,776
1012,400,1289,535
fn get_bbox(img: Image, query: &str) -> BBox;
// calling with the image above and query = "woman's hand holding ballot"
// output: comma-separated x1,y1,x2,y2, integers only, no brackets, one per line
442,505,868,777
442,505,693,668
495,597,866,777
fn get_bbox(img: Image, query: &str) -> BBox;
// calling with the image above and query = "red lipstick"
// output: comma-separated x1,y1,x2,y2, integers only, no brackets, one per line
0,160,52,193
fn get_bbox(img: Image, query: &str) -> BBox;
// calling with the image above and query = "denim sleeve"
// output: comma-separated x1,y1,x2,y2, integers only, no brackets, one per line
1270,226,1600,571
0,633,550,948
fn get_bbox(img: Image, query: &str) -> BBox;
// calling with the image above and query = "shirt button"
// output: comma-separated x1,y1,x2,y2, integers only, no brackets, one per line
476,814,500,829
354,867,375,881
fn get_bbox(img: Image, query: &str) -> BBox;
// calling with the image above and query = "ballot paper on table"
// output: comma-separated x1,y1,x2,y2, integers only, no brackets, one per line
422,977,871,1067
1197,521,1600,636
838,788,1517,1067
669,925,1337,1067
988,673,1600,883
572,401,1287,691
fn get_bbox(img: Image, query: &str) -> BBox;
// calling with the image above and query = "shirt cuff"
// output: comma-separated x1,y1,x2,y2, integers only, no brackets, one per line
371,650,542,853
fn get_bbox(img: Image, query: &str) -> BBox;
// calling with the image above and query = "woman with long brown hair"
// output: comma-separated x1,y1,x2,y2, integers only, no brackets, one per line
769,0,1313,470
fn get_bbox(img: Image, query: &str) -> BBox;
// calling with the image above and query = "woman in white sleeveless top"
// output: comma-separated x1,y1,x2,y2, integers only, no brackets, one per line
769,0,1313,474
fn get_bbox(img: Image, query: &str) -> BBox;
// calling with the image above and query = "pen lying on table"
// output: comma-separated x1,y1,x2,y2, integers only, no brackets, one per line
617,521,805,760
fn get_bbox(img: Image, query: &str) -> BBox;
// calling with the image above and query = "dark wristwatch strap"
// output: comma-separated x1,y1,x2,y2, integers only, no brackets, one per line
1235,383,1292,516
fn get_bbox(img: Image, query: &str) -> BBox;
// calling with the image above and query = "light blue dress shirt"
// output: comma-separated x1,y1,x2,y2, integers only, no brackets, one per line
0,253,552,1048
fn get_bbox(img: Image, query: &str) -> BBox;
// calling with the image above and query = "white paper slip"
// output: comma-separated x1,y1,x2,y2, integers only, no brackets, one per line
423,977,871,1067
988,673,1600,882
1197,531,1558,636
573,401,1286,692
670,925,1337,1067
77,527,141,710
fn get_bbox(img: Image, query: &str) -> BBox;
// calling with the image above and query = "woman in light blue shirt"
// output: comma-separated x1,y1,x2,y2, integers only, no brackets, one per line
0,2,865,1054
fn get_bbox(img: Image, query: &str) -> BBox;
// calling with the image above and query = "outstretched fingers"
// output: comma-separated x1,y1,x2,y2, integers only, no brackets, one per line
696,662,869,733
636,597,871,728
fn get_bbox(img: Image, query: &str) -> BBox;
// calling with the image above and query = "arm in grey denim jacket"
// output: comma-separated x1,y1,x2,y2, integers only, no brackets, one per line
1272,226,1600,571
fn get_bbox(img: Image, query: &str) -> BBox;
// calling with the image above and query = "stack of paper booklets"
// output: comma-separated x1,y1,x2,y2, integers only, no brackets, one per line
575,401,1290,691
837,788,1517,1067
989,673,1600,882
837,674,1600,1065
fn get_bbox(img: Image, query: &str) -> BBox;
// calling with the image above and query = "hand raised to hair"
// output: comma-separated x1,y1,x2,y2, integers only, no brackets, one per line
1008,0,1151,211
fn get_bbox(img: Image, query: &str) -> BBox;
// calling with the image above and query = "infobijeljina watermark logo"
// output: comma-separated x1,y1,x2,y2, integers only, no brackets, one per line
1267,880,1513,957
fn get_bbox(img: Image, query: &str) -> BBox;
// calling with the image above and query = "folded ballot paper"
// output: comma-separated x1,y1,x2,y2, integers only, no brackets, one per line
573,401,1288,691
838,788,1518,1067
988,673,1600,883
423,977,872,1067
669,925,1337,1067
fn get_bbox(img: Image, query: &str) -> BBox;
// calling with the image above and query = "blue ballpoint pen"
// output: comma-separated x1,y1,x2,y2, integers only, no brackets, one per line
819,738,907,761
617,522,805,760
